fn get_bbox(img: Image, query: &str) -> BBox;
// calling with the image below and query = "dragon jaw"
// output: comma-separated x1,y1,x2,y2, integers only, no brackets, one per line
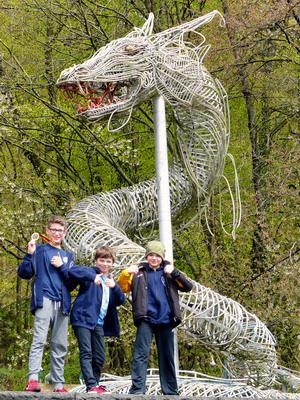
56,11,226,123
58,77,151,122
56,40,158,123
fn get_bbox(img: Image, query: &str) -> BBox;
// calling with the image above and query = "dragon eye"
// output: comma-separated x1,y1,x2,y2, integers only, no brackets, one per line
125,44,136,52
115,43,144,54
123,44,145,54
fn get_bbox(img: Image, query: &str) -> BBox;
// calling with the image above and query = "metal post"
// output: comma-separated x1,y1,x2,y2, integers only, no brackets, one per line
153,95,179,373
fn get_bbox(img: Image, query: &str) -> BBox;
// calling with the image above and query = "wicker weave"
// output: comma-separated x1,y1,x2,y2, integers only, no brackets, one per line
56,11,291,395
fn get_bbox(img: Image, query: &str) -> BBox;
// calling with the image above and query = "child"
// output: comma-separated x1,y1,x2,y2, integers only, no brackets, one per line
69,245,125,394
117,240,193,395
17,215,76,393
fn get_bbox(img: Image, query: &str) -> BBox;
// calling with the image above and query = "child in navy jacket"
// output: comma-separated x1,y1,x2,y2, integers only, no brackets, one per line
17,215,76,393
69,245,125,394
117,240,193,396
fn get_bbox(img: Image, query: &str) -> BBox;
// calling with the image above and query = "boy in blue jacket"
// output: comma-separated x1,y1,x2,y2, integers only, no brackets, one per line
17,215,76,393
69,245,125,394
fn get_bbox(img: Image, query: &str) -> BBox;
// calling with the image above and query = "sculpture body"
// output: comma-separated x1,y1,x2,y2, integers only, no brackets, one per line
57,11,281,394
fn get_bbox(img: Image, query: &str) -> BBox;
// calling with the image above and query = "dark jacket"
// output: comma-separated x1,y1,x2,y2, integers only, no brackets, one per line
69,266,125,337
117,260,193,327
17,244,76,315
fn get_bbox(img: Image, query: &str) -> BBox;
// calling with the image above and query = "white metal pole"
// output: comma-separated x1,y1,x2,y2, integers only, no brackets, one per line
153,95,179,373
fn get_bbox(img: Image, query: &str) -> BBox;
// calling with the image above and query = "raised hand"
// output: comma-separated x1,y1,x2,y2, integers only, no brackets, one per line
94,273,103,285
127,262,139,275
164,262,174,274
51,252,63,268
105,273,115,288
27,239,36,255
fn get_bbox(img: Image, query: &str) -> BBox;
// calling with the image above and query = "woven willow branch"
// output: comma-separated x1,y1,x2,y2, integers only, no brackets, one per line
70,370,300,398
56,11,294,395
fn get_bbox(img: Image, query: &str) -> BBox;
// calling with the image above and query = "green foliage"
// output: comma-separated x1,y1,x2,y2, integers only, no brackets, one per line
0,367,27,391
1,0,300,390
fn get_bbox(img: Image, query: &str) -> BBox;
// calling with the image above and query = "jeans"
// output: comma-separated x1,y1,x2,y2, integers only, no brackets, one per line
73,325,105,391
129,320,178,395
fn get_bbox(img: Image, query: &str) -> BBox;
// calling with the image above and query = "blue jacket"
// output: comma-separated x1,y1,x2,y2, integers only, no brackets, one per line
145,263,173,325
17,244,76,315
69,266,125,337
118,260,193,327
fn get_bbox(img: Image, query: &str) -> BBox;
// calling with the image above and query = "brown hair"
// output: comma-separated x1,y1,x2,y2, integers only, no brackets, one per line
47,215,66,229
94,245,116,263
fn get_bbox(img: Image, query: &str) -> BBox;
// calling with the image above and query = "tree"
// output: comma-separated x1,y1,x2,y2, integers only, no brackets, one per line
1,0,300,382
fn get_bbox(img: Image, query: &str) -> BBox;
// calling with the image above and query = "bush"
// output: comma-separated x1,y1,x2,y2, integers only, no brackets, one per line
0,367,28,391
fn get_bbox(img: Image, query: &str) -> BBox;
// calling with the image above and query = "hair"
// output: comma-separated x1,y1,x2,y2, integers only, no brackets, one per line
47,215,66,229
94,245,116,263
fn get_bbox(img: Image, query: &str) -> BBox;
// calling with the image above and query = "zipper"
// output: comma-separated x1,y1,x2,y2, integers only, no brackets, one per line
33,249,37,307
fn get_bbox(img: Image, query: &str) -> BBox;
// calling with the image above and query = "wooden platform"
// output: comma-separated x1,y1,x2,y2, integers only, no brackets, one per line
39,383,81,392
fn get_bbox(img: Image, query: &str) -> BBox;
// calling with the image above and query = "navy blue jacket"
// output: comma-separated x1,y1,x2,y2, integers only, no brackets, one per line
69,266,125,338
145,263,173,325
17,243,76,315
118,260,193,327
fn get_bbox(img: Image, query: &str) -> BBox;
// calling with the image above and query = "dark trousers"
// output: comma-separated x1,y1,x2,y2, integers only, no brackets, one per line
129,320,178,395
73,325,105,391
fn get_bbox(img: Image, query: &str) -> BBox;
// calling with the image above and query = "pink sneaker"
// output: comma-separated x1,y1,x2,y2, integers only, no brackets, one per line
98,385,110,394
53,388,68,392
25,380,41,392
88,385,110,394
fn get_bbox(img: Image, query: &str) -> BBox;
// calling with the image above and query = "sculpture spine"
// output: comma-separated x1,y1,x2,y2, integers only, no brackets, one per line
56,11,279,392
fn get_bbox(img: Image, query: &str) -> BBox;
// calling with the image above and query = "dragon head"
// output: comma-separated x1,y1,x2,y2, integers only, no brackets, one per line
56,11,224,125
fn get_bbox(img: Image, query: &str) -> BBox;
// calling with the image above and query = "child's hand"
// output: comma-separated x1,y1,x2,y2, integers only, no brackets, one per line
28,239,36,255
94,274,103,285
164,262,174,274
127,263,138,275
51,252,63,268
106,274,115,288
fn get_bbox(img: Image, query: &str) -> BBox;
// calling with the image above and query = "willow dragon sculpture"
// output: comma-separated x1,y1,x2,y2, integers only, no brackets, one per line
56,11,298,397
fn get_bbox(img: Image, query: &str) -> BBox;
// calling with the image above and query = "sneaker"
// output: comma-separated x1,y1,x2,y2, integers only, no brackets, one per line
53,388,68,392
88,385,110,394
25,380,41,392
98,385,110,394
